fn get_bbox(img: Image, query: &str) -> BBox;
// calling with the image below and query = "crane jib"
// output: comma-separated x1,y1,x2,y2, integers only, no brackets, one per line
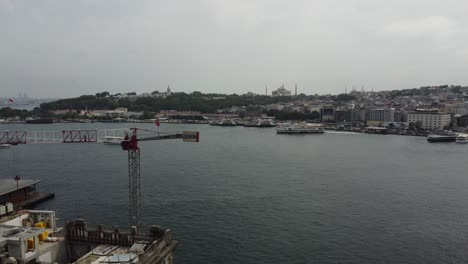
120,131,199,150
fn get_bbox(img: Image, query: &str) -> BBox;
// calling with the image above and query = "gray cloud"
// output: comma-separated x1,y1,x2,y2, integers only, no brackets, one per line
0,0,467,98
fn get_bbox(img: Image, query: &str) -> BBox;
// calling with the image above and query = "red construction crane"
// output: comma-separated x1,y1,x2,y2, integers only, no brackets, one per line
120,128,199,228
0,127,200,230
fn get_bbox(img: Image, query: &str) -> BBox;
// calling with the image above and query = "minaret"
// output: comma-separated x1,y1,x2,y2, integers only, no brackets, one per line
295,83,298,96
265,85,268,96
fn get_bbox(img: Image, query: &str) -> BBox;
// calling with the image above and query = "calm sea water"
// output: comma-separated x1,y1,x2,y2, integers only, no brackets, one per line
1,123,468,264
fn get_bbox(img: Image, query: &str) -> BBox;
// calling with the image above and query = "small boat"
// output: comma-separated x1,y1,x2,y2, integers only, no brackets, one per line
26,118,53,124
112,118,126,123
0,144,12,149
427,134,457,143
456,135,468,144
276,123,324,134
103,136,124,145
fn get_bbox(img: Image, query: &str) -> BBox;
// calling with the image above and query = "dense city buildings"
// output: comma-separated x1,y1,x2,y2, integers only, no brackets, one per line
2,85,468,132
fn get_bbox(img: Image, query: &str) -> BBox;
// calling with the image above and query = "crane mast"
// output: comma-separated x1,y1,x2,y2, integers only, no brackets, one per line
121,128,142,228
128,148,141,228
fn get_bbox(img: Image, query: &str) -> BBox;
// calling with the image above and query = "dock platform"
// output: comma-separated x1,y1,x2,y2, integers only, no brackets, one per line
16,191,55,209
0,178,55,209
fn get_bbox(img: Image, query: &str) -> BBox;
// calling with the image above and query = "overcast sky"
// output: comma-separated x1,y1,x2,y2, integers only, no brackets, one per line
1,0,467,98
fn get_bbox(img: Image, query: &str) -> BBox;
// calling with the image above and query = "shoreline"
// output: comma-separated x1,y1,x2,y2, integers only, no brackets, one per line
0,120,437,139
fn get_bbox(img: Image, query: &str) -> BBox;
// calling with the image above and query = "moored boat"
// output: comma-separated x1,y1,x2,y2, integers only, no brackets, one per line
456,135,468,144
26,118,53,124
257,120,276,127
427,133,456,143
276,123,324,134
243,121,258,127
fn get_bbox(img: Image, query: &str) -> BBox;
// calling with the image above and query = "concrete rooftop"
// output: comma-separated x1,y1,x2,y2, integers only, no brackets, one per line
0,225,42,245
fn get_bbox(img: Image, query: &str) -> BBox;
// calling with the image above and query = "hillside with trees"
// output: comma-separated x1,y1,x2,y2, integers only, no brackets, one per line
39,91,353,113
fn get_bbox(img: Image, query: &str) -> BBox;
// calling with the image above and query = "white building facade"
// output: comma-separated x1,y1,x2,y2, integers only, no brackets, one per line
407,111,451,130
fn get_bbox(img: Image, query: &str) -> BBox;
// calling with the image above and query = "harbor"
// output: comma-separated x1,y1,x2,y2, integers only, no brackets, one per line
1,123,468,263
2,0,468,262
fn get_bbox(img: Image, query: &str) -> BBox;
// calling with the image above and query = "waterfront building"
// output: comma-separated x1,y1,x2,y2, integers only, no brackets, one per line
456,114,468,128
367,108,394,126
352,109,367,122
52,109,79,116
452,114,461,131
90,108,129,118
159,110,202,117
401,110,409,122
407,109,451,130
272,85,292,97
320,107,335,122
334,109,353,122
393,110,404,122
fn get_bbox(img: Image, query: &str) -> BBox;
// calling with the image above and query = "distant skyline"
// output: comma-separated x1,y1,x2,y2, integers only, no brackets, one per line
1,0,468,98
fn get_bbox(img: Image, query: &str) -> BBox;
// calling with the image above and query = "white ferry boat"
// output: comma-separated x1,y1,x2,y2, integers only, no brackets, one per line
276,123,324,134
427,133,456,143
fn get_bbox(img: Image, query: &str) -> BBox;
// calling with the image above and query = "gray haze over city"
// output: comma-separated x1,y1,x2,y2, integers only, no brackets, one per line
1,0,467,98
